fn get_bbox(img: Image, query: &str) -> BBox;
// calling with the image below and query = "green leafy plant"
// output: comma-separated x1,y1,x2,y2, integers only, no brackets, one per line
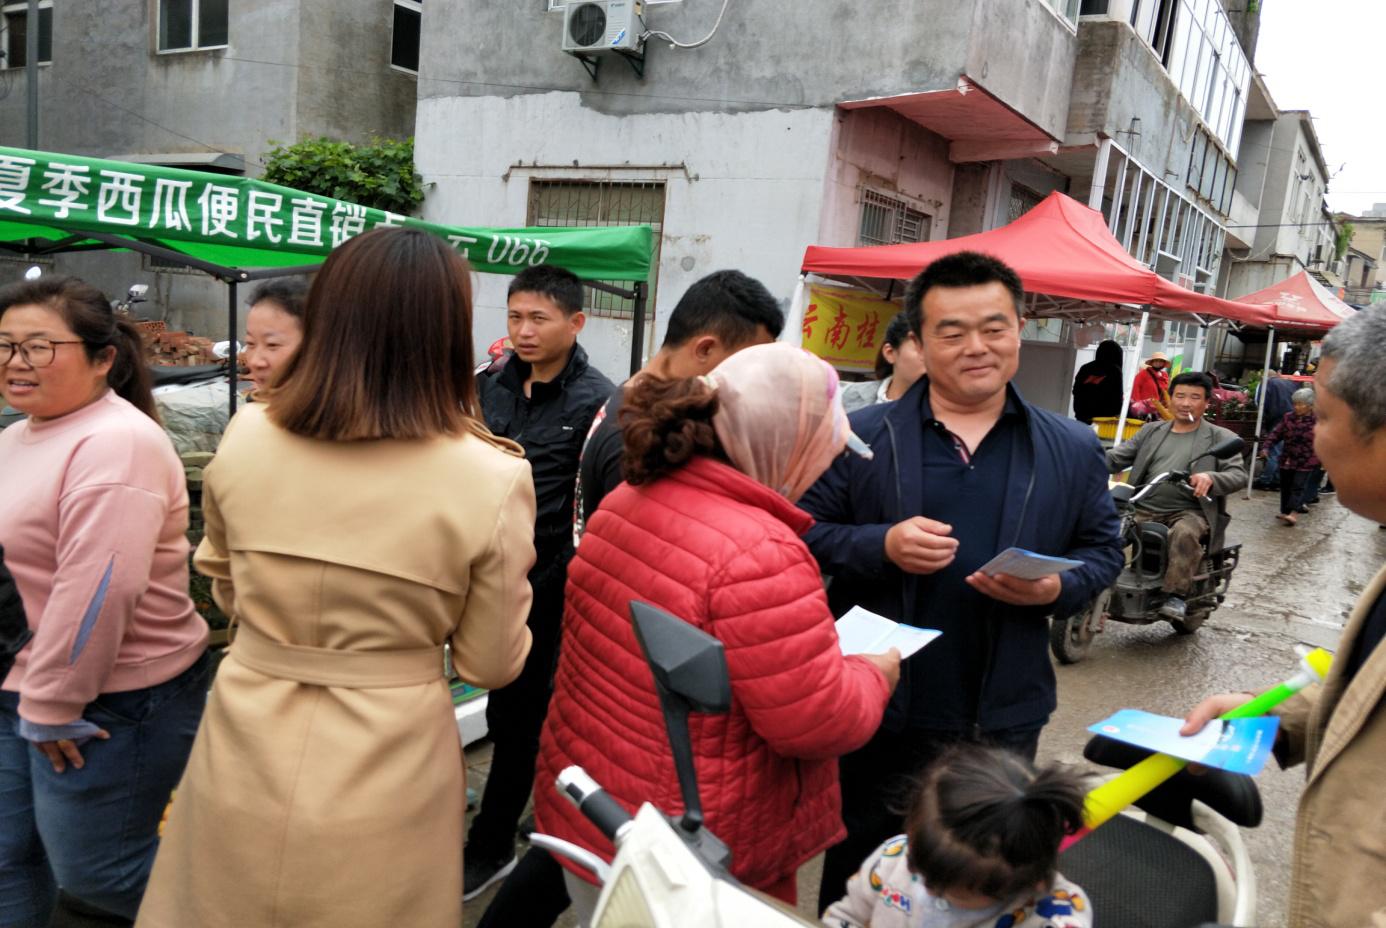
262,137,425,214
1335,222,1355,263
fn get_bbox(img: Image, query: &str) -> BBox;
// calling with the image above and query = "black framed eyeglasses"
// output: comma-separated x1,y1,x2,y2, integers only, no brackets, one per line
0,338,86,368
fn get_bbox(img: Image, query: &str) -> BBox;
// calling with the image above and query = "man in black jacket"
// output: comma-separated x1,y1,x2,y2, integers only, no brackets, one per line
801,252,1123,911
464,265,614,899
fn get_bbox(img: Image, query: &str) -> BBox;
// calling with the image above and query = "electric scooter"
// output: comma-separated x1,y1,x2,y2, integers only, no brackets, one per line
1051,435,1247,664
535,601,1262,927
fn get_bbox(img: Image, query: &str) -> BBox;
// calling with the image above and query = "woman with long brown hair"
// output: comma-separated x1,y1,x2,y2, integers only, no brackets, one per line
0,275,209,927
136,229,537,927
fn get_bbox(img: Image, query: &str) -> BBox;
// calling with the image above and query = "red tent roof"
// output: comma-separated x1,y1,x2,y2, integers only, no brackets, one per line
801,191,1274,325
1233,270,1356,332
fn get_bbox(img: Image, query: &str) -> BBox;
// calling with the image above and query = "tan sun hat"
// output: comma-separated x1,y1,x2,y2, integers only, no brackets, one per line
1146,351,1170,365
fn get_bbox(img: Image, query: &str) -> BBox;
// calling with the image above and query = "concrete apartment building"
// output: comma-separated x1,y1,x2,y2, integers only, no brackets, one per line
415,0,1086,377
1223,107,1338,298
416,0,1264,388
1338,206,1386,305
0,0,416,333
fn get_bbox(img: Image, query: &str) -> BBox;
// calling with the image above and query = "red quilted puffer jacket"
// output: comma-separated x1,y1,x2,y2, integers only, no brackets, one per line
533,455,892,891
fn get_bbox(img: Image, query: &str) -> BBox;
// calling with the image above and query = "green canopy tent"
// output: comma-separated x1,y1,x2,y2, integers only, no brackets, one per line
0,146,655,413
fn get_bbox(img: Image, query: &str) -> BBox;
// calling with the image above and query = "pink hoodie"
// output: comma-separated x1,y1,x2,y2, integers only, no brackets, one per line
0,390,208,726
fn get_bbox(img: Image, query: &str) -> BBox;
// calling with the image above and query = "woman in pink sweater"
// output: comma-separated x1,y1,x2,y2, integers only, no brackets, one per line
0,276,209,927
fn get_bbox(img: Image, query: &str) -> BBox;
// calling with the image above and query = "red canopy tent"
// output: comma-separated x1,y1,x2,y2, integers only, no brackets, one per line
1233,270,1356,333
800,191,1275,326
1228,270,1356,496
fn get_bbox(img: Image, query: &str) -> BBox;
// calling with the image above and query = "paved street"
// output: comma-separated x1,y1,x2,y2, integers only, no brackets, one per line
462,488,1386,927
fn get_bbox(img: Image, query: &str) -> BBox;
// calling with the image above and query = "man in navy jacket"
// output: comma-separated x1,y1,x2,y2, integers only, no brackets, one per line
804,252,1123,911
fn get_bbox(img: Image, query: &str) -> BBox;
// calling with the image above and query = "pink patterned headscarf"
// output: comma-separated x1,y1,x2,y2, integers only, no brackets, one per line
707,343,869,502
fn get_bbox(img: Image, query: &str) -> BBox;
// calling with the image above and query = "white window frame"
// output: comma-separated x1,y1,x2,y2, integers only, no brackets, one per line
1041,0,1082,28
156,0,228,55
390,0,421,74
2,0,53,69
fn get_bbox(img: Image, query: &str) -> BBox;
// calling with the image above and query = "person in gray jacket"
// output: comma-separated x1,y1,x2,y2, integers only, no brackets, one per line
840,312,926,413
1105,371,1247,623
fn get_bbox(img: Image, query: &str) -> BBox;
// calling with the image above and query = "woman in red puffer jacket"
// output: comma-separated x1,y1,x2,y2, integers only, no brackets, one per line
532,343,900,919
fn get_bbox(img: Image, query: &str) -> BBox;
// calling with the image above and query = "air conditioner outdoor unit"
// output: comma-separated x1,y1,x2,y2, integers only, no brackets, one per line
562,0,644,54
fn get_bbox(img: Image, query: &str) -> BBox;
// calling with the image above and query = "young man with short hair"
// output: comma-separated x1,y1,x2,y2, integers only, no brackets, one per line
574,269,785,534
464,265,614,898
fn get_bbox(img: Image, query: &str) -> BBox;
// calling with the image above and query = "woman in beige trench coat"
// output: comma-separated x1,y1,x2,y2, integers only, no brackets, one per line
136,229,536,928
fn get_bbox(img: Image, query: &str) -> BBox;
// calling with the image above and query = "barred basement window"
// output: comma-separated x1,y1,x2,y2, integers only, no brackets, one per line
527,179,664,319
858,189,931,246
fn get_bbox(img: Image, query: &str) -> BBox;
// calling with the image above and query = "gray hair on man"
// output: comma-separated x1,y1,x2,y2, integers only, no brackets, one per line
1291,387,1316,406
1320,307,1386,435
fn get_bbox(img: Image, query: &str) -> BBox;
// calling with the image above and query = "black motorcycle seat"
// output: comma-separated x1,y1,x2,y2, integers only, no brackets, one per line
1060,813,1220,928
1083,735,1263,830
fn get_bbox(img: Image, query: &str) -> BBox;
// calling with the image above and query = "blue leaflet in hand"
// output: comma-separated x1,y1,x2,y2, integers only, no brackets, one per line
1088,709,1279,775
977,547,1085,580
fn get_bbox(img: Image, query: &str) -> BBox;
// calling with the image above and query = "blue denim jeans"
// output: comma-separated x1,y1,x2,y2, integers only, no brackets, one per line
0,652,209,926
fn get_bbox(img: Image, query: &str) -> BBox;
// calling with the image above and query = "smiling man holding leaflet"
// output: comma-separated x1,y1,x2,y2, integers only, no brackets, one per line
801,252,1123,911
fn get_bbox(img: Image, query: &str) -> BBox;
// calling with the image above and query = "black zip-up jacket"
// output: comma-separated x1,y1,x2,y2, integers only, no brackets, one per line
799,378,1122,735
480,344,614,544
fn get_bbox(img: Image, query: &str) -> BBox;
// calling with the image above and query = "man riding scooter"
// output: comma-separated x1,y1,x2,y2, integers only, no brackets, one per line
1105,372,1247,624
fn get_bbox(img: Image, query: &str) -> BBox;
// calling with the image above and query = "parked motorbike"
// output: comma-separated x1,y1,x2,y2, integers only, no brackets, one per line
1050,435,1247,663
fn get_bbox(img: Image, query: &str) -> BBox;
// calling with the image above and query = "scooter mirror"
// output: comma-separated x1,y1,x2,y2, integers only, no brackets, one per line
631,601,732,835
630,601,732,714
1204,436,1246,461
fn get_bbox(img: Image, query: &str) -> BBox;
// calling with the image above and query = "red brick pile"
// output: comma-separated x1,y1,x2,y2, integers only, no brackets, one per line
135,321,219,366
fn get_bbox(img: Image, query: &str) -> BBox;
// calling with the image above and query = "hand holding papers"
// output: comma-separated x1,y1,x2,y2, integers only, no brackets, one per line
976,547,1085,581
835,606,940,660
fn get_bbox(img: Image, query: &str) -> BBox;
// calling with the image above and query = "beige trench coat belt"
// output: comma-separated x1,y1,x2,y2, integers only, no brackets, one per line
230,622,446,688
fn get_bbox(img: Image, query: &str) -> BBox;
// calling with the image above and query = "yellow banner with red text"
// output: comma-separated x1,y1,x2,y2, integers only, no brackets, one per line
800,285,902,372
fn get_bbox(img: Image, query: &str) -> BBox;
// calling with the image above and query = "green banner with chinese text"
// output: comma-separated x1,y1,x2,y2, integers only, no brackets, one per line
0,147,653,281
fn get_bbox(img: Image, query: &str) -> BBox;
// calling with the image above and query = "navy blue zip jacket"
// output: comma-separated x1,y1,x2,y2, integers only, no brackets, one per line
800,377,1122,734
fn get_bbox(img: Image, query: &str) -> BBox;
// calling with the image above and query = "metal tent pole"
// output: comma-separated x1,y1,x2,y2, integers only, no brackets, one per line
227,281,239,419
1246,325,1275,499
629,280,648,377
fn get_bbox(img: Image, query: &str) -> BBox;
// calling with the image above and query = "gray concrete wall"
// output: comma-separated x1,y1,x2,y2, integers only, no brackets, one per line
418,0,1075,137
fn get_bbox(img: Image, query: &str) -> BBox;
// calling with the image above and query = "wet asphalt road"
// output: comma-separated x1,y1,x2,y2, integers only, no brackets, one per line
462,488,1386,927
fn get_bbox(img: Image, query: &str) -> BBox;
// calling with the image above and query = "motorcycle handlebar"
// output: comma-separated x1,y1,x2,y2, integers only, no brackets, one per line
557,766,633,841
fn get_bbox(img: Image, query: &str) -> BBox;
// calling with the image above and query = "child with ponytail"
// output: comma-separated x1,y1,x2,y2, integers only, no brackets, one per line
823,744,1093,928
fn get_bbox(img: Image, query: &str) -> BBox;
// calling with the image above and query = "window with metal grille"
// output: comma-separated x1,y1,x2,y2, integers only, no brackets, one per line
858,189,931,246
527,179,663,319
1008,184,1045,223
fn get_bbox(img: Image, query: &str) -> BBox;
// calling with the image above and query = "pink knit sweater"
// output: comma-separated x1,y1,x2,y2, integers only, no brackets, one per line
0,390,207,726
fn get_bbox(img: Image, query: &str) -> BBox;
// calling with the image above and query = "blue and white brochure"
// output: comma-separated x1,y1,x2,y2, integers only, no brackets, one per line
977,547,1085,580
1089,709,1279,775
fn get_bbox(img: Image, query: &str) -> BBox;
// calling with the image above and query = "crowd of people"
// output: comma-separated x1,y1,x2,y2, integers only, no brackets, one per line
0,232,1383,928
